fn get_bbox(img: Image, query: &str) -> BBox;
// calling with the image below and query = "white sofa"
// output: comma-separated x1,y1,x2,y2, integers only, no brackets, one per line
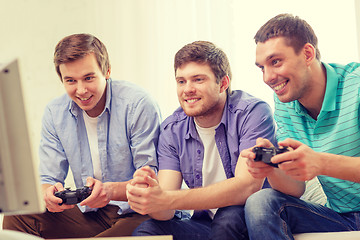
294,231,360,239
2,213,360,239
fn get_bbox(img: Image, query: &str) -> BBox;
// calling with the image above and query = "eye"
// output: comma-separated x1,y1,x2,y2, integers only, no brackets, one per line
176,79,185,84
85,76,93,81
65,79,75,83
194,78,204,82
272,59,280,66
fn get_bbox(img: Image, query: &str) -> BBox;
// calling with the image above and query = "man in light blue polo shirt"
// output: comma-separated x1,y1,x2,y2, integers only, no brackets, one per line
241,13,360,239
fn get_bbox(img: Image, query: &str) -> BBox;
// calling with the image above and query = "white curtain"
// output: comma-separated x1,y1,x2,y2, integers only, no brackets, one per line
0,0,358,162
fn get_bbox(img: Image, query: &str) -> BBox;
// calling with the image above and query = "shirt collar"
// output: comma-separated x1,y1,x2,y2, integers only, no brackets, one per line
69,79,112,118
294,62,338,115
321,62,338,112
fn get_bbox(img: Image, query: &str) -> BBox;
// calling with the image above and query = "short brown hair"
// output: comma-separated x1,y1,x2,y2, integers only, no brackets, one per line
254,13,321,60
54,33,110,80
174,41,232,94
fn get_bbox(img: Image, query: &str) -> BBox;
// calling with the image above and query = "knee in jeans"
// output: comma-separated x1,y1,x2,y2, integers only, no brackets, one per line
213,206,246,228
245,188,282,213
132,219,161,236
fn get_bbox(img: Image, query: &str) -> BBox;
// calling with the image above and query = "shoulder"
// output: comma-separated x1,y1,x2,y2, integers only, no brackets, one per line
328,62,360,79
45,93,71,113
228,90,271,112
160,107,188,130
109,80,158,108
110,80,152,100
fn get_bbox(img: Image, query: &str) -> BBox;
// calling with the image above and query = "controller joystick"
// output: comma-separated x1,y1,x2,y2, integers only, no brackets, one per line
55,186,92,205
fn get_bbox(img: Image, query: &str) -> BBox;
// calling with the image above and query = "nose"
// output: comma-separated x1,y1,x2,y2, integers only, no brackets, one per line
183,81,195,95
263,67,277,85
76,81,87,95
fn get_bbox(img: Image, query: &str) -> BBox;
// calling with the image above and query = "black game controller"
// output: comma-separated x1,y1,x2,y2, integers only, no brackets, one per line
252,146,289,167
55,186,92,205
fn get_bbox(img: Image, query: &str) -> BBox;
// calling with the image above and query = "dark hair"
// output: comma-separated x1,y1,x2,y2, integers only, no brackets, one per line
254,13,321,60
54,33,110,80
174,41,232,94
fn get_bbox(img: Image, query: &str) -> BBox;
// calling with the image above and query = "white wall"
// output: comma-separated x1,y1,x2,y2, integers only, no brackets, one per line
0,0,358,191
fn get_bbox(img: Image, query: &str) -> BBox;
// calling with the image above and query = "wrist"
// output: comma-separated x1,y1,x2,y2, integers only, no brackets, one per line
165,190,178,210
319,152,334,176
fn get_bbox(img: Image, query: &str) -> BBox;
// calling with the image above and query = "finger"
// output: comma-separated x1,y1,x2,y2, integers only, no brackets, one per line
80,180,101,206
86,176,96,188
135,183,148,188
126,183,143,197
53,182,64,192
146,167,157,179
144,176,158,187
133,166,154,178
278,138,303,149
131,175,148,185
241,149,255,159
271,148,298,164
129,203,147,215
255,138,273,148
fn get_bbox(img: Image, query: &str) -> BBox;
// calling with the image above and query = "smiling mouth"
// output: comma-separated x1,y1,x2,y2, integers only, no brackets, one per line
78,96,92,101
186,98,200,103
273,81,288,91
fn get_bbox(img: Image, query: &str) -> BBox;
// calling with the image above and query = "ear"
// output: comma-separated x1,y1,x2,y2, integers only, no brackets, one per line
303,43,316,66
220,75,230,93
105,67,111,79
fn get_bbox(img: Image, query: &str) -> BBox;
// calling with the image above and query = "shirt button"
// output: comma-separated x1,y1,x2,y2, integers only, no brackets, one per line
197,150,201,154
196,174,200,179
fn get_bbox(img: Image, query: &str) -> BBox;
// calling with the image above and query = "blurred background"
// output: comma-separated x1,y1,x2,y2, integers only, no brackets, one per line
0,0,359,185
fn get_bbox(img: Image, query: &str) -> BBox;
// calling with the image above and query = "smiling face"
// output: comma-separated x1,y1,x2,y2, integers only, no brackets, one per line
59,53,110,117
255,37,312,103
176,61,228,127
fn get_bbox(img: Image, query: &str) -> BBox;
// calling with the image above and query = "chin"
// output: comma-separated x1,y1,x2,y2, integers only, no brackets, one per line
183,109,200,117
277,95,295,103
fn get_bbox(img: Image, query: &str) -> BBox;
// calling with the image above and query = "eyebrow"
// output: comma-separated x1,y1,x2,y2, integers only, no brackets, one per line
63,72,96,80
176,74,207,79
255,53,280,67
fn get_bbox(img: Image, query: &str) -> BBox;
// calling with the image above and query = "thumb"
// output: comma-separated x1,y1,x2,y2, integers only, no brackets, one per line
145,176,159,188
279,138,303,150
86,176,95,188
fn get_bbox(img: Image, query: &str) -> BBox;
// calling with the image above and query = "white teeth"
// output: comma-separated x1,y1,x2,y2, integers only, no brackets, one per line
187,99,198,103
274,82,286,91
79,97,90,101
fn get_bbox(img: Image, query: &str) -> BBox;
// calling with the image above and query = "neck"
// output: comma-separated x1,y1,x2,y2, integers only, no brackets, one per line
194,95,227,128
298,61,326,120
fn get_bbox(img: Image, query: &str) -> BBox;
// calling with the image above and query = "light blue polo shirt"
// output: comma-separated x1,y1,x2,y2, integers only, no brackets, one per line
274,62,360,213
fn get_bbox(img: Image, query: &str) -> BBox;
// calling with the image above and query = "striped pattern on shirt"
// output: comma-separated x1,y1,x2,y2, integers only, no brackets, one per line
274,62,360,213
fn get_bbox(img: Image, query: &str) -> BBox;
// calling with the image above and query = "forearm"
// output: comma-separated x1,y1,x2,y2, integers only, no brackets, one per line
321,153,360,182
267,169,305,197
41,183,52,196
104,181,130,201
166,177,262,210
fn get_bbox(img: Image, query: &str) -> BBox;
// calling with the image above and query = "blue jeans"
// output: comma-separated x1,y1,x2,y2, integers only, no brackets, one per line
133,205,248,240
245,188,360,240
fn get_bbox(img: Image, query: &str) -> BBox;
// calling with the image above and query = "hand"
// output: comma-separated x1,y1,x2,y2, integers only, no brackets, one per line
44,183,74,212
241,137,276,179
133,166,157,188
271,138,322,181
126,167,167,215
80,177,111,208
